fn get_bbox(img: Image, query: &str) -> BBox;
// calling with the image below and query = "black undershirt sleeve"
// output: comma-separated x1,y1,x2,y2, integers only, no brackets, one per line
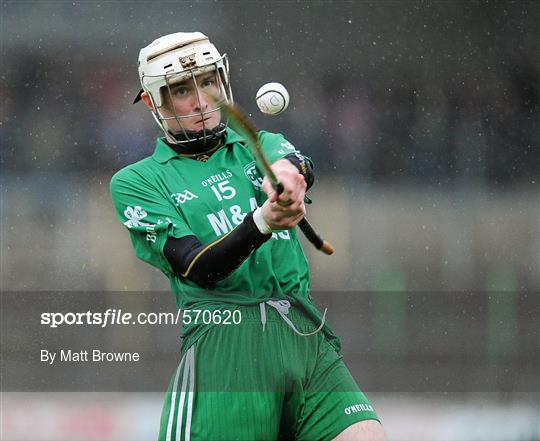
163,211,271,289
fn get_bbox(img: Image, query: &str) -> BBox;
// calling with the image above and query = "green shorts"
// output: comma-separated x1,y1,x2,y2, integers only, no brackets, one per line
158,302,379,441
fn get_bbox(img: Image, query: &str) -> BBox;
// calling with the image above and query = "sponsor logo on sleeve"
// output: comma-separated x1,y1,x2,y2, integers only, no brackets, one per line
281,141,295,151
123,206,151,228
123,206,178,243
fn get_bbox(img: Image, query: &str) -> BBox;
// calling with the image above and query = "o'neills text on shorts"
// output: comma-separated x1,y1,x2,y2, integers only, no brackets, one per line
344,404,374,415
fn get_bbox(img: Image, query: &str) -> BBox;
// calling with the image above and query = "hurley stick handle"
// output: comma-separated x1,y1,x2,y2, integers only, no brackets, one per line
273,182,334,255
298,218,335,255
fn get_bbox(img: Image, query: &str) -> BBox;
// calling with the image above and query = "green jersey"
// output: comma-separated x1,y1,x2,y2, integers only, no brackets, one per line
110,128,340,351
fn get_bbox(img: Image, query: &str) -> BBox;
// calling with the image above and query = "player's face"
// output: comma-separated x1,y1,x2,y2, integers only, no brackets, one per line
160,71,222,133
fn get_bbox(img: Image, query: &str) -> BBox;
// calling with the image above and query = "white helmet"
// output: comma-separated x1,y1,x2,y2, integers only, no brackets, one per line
134,32,233,146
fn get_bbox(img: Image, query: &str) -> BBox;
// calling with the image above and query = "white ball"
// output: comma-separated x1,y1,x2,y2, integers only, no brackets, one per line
256,82,290,115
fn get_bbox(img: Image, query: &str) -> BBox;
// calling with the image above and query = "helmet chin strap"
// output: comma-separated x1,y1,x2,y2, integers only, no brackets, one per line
165,123,227,156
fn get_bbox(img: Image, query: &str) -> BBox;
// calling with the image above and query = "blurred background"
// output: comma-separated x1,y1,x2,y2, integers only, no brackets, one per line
1,1,539,440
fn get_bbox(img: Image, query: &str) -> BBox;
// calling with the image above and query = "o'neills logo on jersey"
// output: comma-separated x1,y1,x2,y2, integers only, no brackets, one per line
344,404,374,415
244,162,263,189
171,190,198,206
201,170,233,187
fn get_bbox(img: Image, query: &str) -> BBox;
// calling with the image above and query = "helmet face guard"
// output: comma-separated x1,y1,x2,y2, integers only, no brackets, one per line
145,58,232,145
136,32,233,146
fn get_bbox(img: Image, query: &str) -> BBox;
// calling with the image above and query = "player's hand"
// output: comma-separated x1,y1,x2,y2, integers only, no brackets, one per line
260,159,306,230
262,159,307,205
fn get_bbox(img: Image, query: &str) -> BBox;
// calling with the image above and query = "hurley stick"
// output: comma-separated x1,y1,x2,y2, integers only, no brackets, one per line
214,96,334,255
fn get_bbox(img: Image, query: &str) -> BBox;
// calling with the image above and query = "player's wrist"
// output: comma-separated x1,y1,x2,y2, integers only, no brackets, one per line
284,152,314,189
253,207,273,234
